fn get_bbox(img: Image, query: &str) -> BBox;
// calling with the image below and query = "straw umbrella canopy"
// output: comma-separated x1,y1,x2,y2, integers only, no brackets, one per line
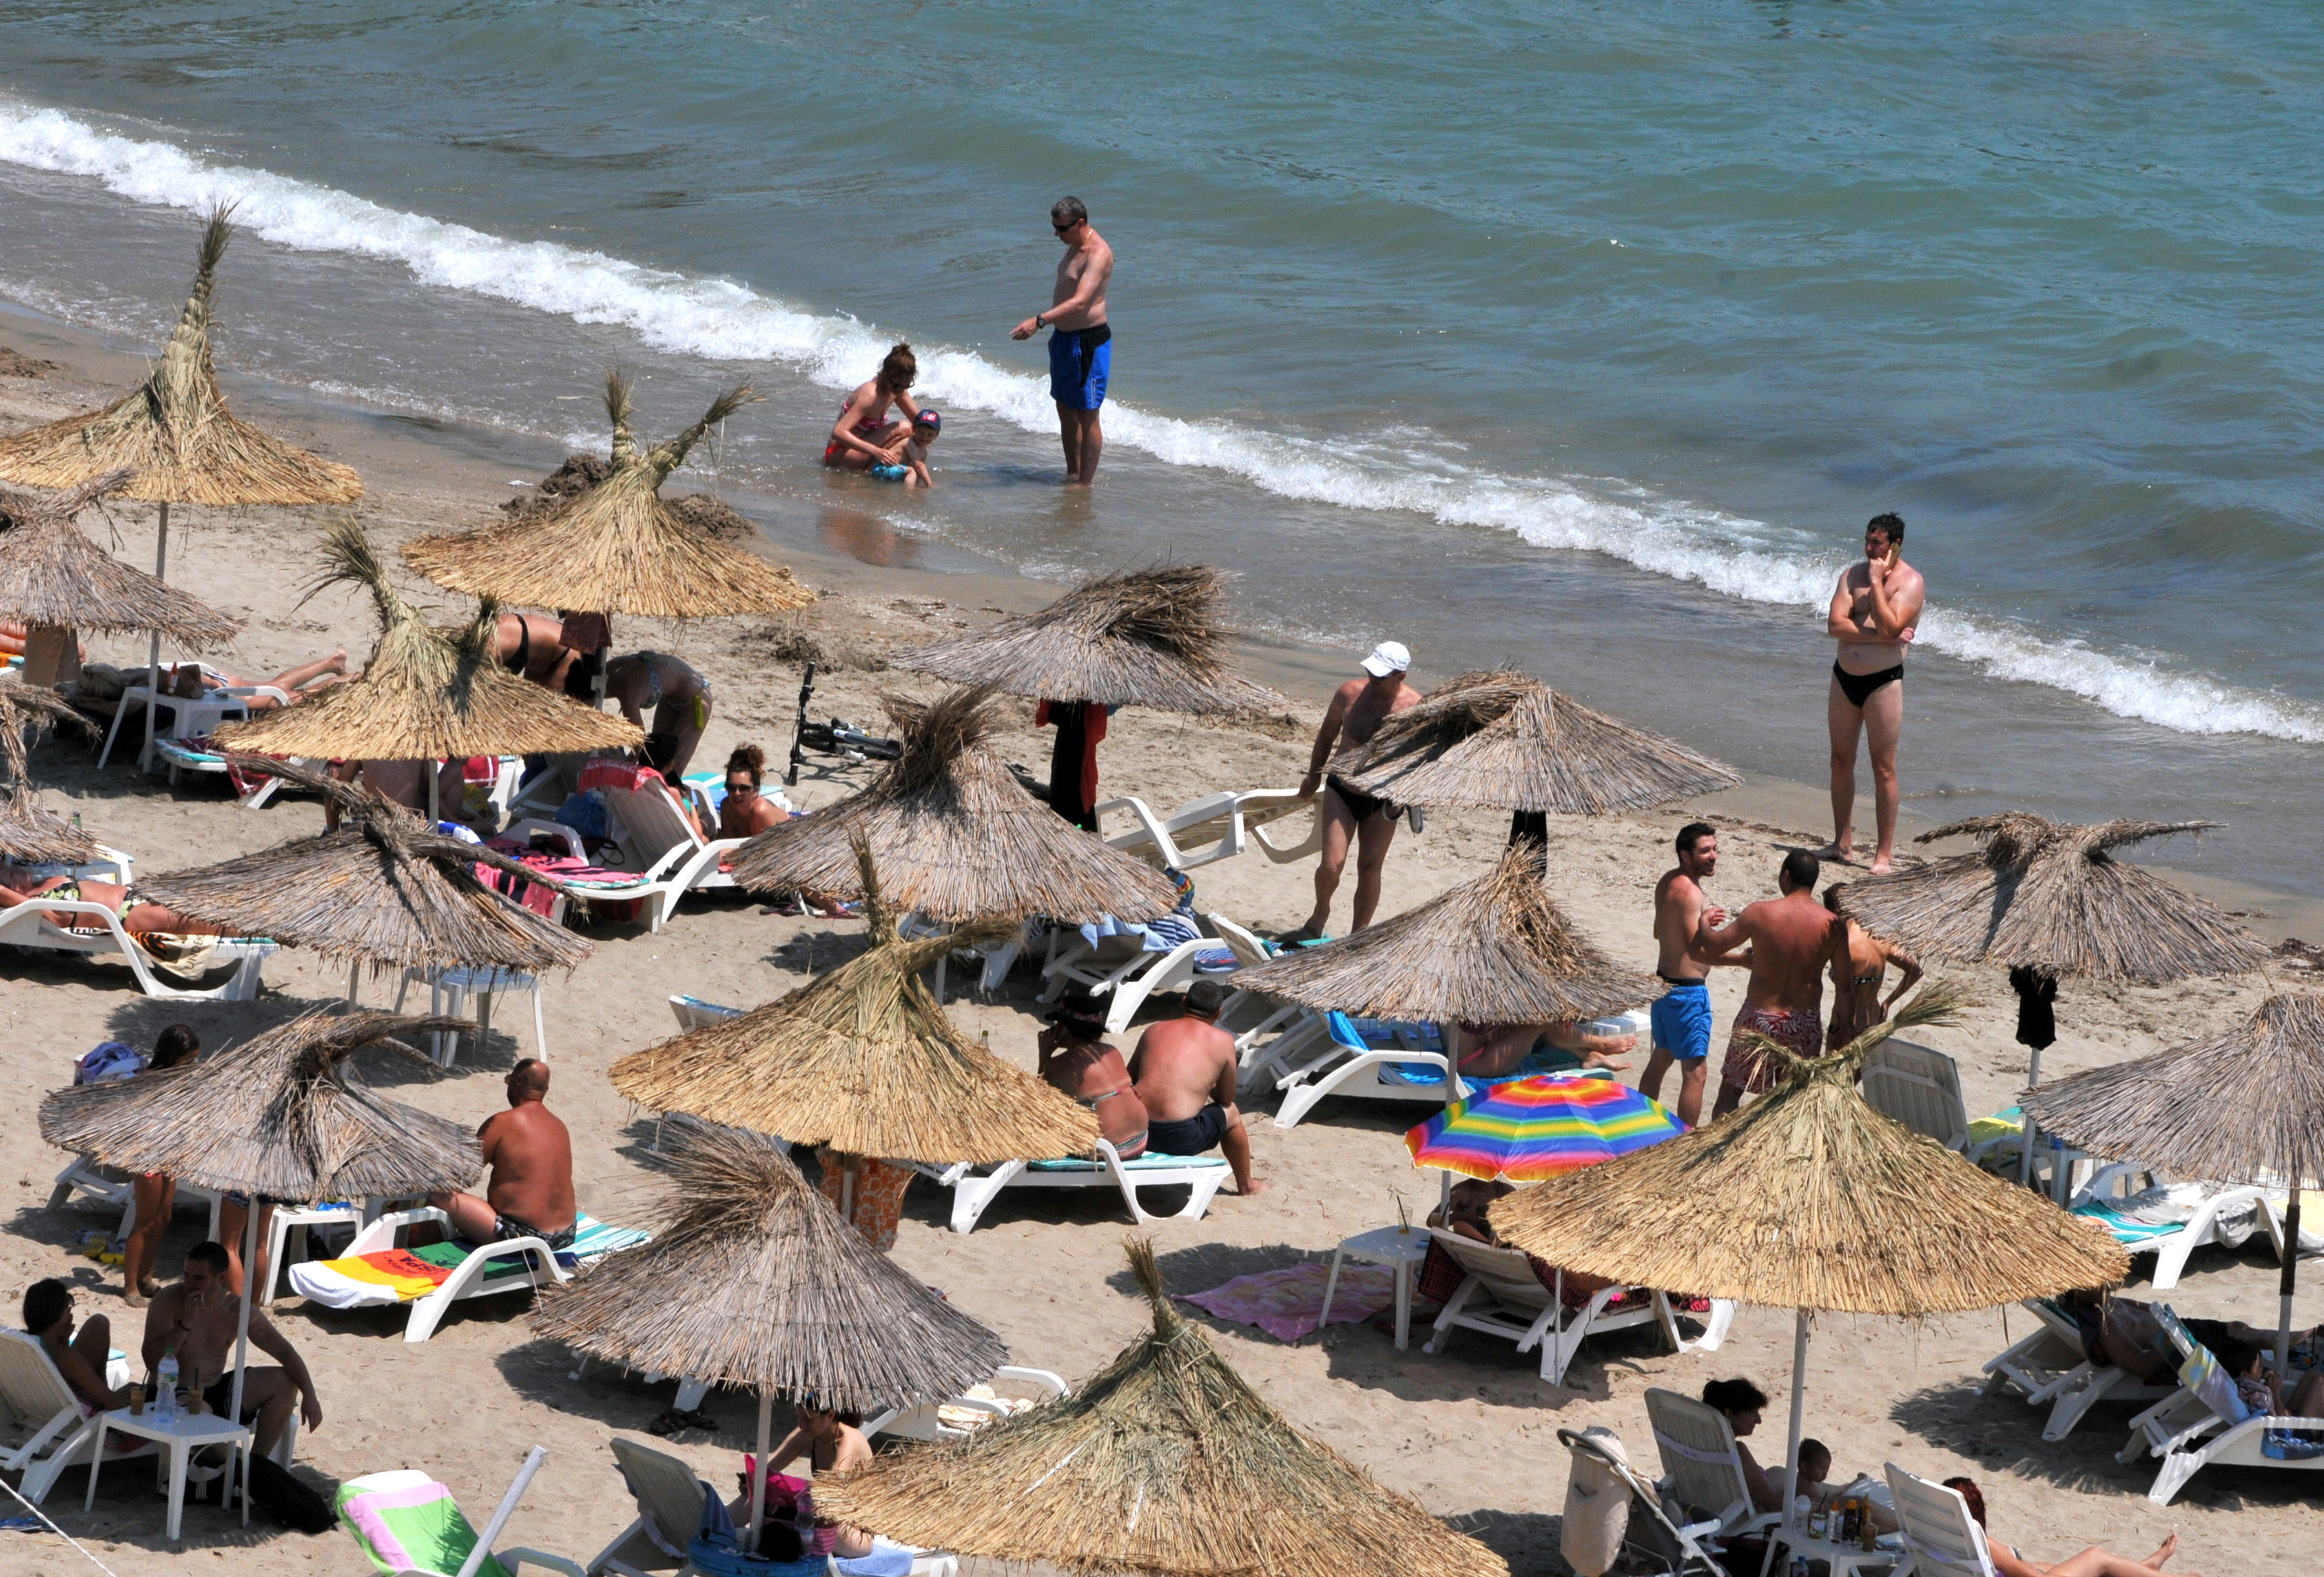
40,1009,476,1447
0,473,241,684
214,518,642,773
0,674,100,865
400,373,812,619
819,1239,1507,1577
532,1121,1006,1553
1491,986,2129,1516
890,565,1288,716
611,841,1096,1166
2024,993,2324,1368
0,208,362,762
1838,812,2272,1180
135,755,591,978
1334,670,1740,845
728,686,1179,924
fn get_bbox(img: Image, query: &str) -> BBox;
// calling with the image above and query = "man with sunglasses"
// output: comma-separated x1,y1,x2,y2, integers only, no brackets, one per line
1011,196,1115,486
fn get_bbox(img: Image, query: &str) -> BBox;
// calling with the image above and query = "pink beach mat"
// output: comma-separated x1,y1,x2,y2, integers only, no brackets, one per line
1175,1262,1395,1343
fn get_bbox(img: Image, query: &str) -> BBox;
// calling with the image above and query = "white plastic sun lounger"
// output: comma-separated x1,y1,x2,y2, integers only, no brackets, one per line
915,1141,1231,1234
0,1330,159,1506
0,899,275,1000
1885,1461,1998,1577
1422,1232,1734,1387
2068,1164,2266,1291
866,1366,1070,1443
1093,788,1321,871
1979,1297,2173,1441
289,1206,644,1343
591,774,757,933
47,1153,224,1246
1245,1010,1452,1130
1643,1387,1781,1543
2113,1305,2324,1504
1038,913,1255,1036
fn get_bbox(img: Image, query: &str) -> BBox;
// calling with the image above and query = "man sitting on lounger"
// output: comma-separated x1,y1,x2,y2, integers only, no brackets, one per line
1128,979,1266,1194
427,1059,578,1250
142,1241,323,1462
0,865,223,938
1036,991,1149,1159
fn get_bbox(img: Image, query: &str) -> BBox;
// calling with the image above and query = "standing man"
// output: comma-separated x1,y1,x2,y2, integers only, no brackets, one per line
1285,642,1423,942
1640,822,1742,1128
1693,849,1846,1118
1825,512,1925,875
427,1059,578,1250
1128,980,1265,1195
1011,196,1115,487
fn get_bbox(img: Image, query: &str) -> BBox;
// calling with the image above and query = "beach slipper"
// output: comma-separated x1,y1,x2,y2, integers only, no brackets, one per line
646,1406,718,1437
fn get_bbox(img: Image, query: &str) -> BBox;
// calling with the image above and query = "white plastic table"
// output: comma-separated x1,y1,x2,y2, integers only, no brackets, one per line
1763,1518,1900,1577
86,1407,250,1541
1319,1224,1432,1350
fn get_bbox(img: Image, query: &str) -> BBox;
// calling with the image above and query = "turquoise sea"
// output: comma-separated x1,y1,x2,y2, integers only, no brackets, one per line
1,3,2318,890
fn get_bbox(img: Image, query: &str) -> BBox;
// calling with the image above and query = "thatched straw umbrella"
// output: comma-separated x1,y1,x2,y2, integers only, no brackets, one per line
611,841,1096,1178
214,519,641,806
1491,986,2129,1516
1333,670,1740,847
729,687,1179,924
819,1240,1507,1577
136,755,589,986
2024,993,2324,1368
532,1121,1006,1553
1838,813,2272,1181
0,674,100,865
0,209,362,763
39,1009,474,1466
400,373,812,621
0,473,241,687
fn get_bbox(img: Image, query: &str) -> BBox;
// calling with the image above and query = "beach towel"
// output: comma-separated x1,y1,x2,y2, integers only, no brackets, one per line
2074,1183,2258,1247
289,1212,648,1308
337,1475,512,1577
1175,1262,1395,1343
73,1041,145,1085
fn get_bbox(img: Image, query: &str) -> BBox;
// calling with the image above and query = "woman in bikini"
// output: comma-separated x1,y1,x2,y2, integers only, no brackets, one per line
822,343,921,471
1822,885,1921,1048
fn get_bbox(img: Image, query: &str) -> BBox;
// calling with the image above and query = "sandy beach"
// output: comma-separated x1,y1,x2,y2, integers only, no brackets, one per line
1,313,2320,1577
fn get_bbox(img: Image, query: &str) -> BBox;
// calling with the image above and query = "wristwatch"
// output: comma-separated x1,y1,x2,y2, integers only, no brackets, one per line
1034,312,1047,329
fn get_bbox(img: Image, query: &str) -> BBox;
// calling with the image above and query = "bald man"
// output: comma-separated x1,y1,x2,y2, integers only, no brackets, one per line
427,1059,577,1248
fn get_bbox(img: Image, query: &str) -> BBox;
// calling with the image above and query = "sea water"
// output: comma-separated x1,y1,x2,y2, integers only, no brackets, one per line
0,2,2317,893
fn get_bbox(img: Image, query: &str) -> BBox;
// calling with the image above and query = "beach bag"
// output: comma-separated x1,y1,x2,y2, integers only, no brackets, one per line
246,1451,334,1534
74,1042,145,1085
555,790,611,842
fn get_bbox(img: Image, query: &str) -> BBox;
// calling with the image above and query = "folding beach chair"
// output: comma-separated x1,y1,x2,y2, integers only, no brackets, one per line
589,1435,715,1577
0,897,275,1000
914,1141,1231,1234
1093,788,1319,872
1558,1424,1725,1577
2068,1164,2266,1290
1979,1296,2171,1441
2112,1304,2324,1504
1421,1234,1733,1387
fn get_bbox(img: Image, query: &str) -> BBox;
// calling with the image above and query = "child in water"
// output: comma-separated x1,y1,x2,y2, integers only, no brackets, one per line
872,408,941,488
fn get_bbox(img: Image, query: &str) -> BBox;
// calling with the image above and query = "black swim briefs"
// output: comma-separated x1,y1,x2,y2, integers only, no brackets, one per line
1832,661,1903,709
1324,773,1388,822
1145,1102,1230,1157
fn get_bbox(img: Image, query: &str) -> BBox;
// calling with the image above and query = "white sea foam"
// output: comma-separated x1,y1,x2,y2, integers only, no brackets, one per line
6,100,2320,745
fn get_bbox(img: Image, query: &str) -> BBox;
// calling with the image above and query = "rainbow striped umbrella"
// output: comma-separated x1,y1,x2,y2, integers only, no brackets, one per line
1406,1073,1685,1183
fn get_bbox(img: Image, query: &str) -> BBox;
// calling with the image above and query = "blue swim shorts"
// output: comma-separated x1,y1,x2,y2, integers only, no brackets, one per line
1048,323,1112,410
1650,979,1713,1062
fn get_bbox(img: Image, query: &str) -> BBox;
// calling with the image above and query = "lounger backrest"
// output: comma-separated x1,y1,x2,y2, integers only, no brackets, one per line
0,1330,74,1432
1429,1229,1551,1306
610,1435,715,1559
1202,913,1273,969
603,779,701,866
1883,1463,1995,1577
1861,1040,1970,1152
1642,1387,1750,1530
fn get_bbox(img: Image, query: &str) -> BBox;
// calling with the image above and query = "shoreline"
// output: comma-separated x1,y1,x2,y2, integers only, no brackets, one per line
8,292,2316,944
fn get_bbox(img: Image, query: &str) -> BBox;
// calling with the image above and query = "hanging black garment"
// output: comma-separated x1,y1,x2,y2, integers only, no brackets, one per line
2010,965,2057,1050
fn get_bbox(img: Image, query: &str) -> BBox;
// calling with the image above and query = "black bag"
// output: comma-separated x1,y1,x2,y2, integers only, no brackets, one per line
244,1452,334,1535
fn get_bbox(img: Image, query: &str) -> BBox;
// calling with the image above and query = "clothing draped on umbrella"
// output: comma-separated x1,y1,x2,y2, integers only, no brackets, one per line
1491,983,2128,1521
0,207,362,765
2023,993,2324,1369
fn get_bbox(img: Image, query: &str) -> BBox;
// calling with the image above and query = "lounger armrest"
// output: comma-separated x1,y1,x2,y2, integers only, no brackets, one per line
498,1549,588,1577
346,1206,450,1255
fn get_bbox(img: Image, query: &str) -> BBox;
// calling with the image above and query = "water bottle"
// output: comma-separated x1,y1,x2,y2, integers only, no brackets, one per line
155,1351,178,1423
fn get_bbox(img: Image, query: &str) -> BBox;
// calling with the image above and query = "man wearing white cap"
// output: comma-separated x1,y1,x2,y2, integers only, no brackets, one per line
1286,640,1423,941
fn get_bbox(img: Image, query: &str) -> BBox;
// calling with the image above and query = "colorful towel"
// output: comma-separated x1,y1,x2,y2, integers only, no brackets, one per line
289,1212,648,1308
338,1475,511,1577
1176,1262,1395,1342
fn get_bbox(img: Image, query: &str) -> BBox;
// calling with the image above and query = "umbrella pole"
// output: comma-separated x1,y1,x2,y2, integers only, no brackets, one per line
2278,1192,2303,1372
2018,1047,2042,1187
346,958,360,1009
227,1201,258,1510
1780,1310,1809,1534
747,1390,773,1555
427,760,440,825
140,501,168,772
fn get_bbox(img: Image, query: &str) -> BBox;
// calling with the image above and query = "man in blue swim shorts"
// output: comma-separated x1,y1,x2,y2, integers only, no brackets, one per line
1011,195,1115,486
1642,822,1737,1127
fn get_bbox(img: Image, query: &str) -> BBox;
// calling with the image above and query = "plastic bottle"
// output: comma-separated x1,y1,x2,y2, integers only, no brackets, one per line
155,1351,178,1423
1840,1498,1860,1542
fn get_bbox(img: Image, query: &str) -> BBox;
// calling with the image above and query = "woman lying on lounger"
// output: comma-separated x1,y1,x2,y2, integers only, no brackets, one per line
0,867,222,937
159,650,351,711
1944,1477,2199,1577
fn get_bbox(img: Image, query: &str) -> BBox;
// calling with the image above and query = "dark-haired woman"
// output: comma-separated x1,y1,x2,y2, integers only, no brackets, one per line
717,745,791,840
823,344,922,470
24,1279,135,1413
1942,1477,2196,1577
122,1024,202,1306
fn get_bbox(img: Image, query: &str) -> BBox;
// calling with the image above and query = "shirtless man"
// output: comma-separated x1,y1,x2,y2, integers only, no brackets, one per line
1694,849,1846,1118
1640,822,1747,1127
141,1241,323,1461
427,1059,578,1248
1286,642,1423,941
0,865,223,938
606,650,712,778
1010,196,1114,486
1823,884,1921,1049
1129,980,1265,1195
1826,512,1925,874
1035,992,1148,1159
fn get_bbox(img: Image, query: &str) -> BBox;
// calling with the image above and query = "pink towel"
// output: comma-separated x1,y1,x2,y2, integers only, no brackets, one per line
1175,1262,1395,1343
